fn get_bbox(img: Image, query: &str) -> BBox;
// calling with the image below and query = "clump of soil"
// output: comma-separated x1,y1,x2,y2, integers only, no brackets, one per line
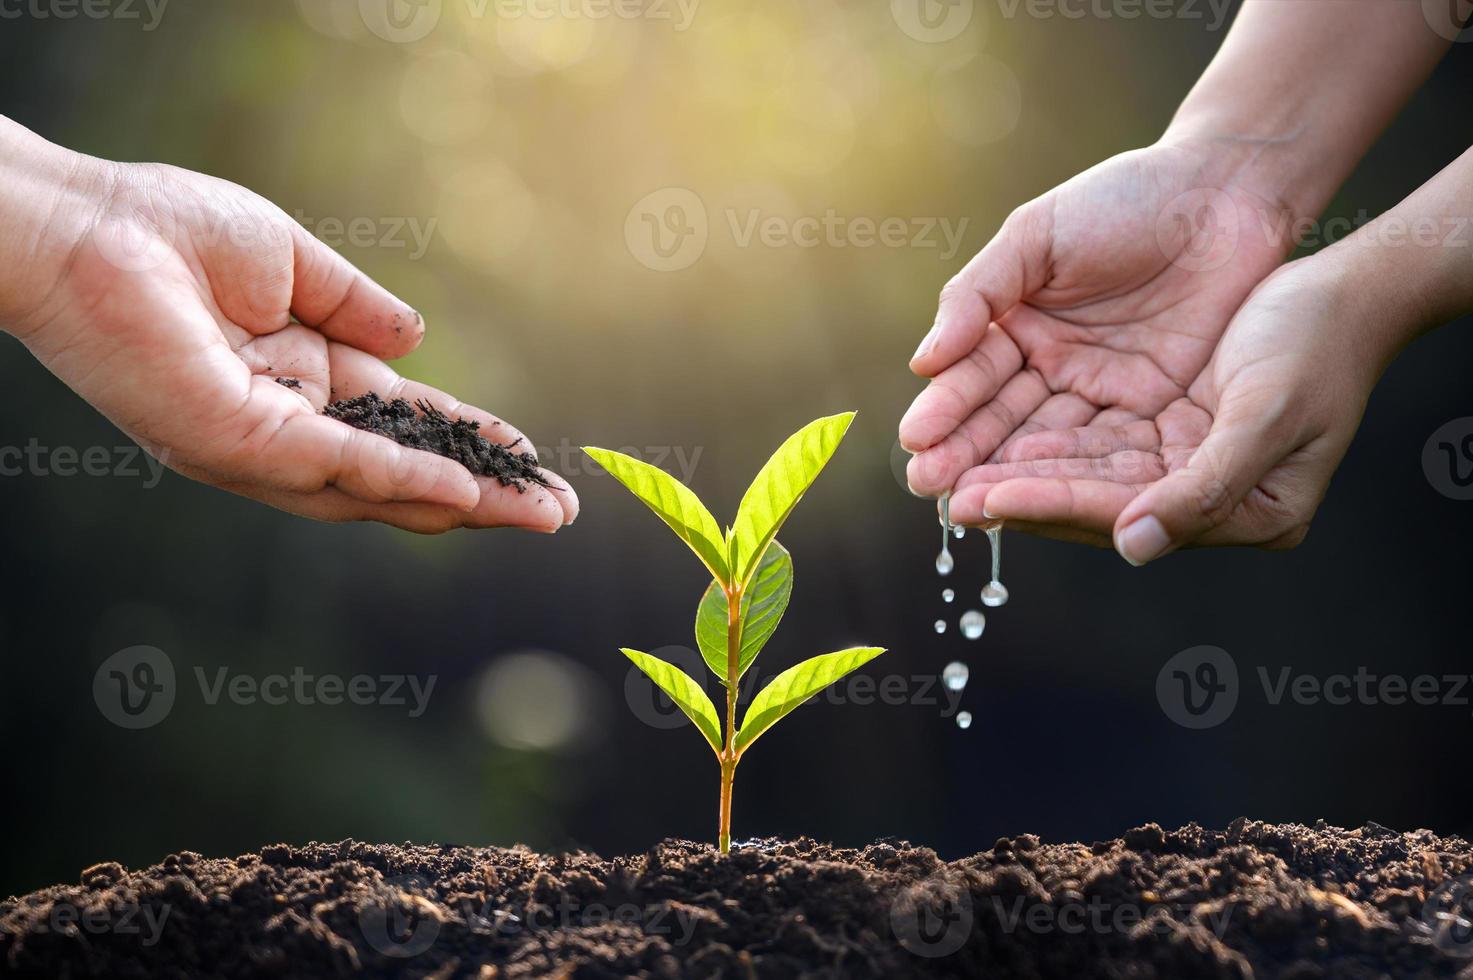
2,820,1470,979
324,393,548,492
273,377,302,390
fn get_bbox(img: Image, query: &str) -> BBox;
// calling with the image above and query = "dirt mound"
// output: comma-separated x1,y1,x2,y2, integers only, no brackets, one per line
3,820,1471,978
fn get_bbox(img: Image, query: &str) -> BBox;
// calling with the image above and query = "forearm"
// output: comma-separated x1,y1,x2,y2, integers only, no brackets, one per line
1314,144,1473,370
1165,0,1450,222
0,116,114,338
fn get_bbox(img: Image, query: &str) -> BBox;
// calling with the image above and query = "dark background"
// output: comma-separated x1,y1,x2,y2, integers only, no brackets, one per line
2,0,1471,898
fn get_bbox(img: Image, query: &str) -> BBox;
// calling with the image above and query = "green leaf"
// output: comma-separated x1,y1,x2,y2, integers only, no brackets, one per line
584,447,729,584
621,649,723,754
727,413,855,591
695,540,793,685
734,646,886,756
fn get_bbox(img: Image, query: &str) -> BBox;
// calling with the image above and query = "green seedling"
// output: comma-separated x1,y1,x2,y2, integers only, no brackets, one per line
584,413,885,853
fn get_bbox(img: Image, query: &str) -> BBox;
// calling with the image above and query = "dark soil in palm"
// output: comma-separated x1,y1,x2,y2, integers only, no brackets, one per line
3,819,1471,979
323,393,548,491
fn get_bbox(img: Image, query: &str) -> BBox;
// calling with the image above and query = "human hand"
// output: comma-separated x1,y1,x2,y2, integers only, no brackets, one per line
948,256,1388,562
899,138,1298,503
0,119,577,534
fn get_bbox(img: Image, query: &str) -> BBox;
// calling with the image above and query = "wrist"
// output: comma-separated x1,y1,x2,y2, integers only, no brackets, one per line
0,116,116,342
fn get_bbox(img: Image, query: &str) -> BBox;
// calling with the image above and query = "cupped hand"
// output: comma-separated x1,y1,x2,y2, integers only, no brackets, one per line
899,139,1295,506
949,257,1384,562
3,145,577,534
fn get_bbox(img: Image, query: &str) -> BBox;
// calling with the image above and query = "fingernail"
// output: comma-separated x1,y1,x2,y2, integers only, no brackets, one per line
1116,515,1170,566
912,325,939,361
982,507,998,519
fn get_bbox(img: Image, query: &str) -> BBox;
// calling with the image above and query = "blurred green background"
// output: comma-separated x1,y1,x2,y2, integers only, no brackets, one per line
3,0,1473,897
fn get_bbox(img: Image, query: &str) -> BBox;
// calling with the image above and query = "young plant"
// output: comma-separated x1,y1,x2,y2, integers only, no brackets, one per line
584,413,885,853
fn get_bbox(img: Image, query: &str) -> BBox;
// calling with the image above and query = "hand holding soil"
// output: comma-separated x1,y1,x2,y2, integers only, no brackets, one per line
0,115,577,534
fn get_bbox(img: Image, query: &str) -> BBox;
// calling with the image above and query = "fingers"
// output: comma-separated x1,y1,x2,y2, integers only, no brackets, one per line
327,344,579,527
991,392,1101,460
910,203,1048,377
289,222,425,360
899,325,1023,452
223,483,560,535
905,369,1050,496
995,419,1160,464
954,449,1166,489
954,476,1141,537
257,413,482,512
1111,397,1292,566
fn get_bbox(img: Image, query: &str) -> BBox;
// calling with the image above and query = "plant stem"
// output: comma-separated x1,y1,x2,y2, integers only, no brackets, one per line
719,581,742,854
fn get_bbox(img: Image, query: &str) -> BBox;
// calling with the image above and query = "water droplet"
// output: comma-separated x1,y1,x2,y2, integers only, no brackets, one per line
942,661,969,692
935,493,953,577
959,610,985,640
982,523,1007,605
933,619,946,634
953,526,966,540
956,711,973,730
941,588,955,603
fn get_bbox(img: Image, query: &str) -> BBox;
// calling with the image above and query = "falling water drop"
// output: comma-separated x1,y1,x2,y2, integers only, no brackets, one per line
942,661,969,692
933,619,947,634
941,588,955,603
935,493,954,577
956,711,973,730
959,610,985,640
981,521,1008,606
953,526,966,540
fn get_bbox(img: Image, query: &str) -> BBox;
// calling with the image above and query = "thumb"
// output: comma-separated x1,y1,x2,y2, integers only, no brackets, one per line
289,222,425,361
910,202,1048,377
1112,401,1290,565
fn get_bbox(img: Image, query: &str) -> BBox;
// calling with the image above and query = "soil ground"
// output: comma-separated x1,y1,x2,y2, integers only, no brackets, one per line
3,820,1471,979
324,393,548,491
